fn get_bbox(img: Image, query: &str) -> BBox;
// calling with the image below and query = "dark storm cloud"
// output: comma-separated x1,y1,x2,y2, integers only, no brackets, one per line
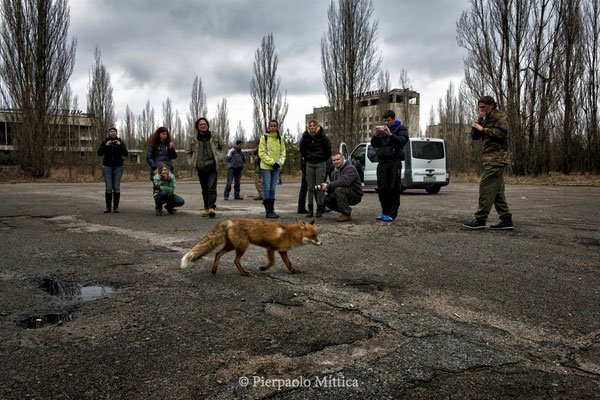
67,0,469,132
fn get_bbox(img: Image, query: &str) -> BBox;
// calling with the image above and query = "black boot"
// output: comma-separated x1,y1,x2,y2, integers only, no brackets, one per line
267,199,279,219
155,199,163,216
316,204,323,218
104,193,112,213
263,199,270,218
306,204,314,218
113,192,120,213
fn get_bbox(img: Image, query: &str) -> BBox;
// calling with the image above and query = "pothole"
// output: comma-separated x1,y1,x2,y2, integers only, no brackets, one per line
39,277,115,302
20,311,74,329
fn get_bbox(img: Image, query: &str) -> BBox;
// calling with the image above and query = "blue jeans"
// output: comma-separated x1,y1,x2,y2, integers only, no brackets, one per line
261,168,281,200
224,167,243,198
103,166,123,194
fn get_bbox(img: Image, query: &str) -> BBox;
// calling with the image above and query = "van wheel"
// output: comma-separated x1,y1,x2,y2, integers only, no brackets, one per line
426,186,440,194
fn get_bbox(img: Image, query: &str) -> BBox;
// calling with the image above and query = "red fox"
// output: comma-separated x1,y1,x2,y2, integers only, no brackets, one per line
180,218,322,276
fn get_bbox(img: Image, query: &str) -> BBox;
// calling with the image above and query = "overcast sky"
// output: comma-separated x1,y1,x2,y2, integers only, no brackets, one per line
68,0,469,140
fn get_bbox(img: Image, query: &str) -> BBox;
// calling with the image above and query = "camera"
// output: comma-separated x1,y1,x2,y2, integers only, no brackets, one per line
377,125,386,130
314,184,324,190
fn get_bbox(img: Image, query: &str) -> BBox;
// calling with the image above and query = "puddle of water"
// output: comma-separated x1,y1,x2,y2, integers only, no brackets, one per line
39,278,115,301
20,311,74,329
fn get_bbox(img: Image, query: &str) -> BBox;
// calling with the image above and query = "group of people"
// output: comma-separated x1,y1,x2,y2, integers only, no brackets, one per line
98,97,513,229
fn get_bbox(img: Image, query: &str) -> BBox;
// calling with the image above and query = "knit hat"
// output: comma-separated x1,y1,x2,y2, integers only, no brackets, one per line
236,140,243,146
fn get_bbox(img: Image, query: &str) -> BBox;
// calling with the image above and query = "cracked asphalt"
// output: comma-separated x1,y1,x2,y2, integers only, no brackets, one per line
0,179,599,399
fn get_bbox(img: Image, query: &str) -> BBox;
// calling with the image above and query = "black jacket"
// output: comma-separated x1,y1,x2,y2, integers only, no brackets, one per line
97,137,129,167
146,142,177,172
370,121,409,161
300,128,332,163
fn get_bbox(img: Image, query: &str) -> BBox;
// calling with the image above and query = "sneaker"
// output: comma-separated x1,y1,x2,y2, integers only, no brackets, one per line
376,214,385,220
254,196,263,201
113,207,119,213
234,196,244,200
462,219,486,229
490,219,514,230
208,208,216,218
201,209,210,217
381,215,394,222
337,214,352,222
223,198,229,201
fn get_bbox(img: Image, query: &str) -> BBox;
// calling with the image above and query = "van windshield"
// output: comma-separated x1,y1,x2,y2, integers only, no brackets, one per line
411,141,444,160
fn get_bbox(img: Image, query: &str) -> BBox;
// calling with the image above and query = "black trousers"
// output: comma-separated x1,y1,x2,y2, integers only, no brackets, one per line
155,191,185,209
196,167,218,209
324,186,361,216
376,158,402,219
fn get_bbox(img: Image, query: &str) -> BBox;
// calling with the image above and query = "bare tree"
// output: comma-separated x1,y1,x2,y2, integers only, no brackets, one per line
162,96,173,133
173,110,184,148
122,104,135,148
87,46,115,147
212,98,230,144
321,0,381,150
250,33,288,139
0,0,77,177
234,120,246,144
582,0,600,172
187,75,208,140
140,100,155,142
397,68,414,132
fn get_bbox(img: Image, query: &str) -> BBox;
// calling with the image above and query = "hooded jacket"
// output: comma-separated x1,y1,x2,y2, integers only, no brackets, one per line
370,120,409,161
299,127,331,164
97,136,129,167
258,131,286,170
225,146,247,169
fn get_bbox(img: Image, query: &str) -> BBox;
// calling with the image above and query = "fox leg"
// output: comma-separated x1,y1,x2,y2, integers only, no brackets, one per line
279,251,302,274
259,248,275,271
233,248,250,276
212,242,234,274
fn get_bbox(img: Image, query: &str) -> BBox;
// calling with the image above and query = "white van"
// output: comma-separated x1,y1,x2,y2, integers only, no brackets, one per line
340,137,450,194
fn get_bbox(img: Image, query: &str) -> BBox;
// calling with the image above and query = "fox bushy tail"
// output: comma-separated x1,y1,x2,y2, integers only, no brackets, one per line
180,221,230,269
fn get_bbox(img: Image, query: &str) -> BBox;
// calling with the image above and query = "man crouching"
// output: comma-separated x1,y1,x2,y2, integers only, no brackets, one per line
321,152,363,222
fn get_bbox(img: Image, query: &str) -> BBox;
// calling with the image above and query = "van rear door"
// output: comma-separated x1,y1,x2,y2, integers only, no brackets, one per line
407,139,447,184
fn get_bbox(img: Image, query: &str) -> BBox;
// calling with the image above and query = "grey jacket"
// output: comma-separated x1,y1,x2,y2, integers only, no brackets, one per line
328,160,363,198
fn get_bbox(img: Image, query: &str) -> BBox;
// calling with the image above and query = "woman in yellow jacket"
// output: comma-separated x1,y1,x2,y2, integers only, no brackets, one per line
258,120,286,218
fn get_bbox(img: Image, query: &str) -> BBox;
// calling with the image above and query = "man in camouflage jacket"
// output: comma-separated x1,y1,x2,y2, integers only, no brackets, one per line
463,96,514,230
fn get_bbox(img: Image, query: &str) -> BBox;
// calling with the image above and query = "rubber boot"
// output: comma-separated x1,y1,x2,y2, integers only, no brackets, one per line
113,192,120,213
155,198,162,216
263,199,270,218
267,199,279,219
306,204,314,218
104,193,112,213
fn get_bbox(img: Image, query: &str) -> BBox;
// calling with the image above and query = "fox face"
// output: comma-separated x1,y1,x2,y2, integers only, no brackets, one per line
299,220,322,246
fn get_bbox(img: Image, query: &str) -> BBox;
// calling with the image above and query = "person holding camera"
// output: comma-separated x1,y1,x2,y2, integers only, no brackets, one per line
462,96,513,230
97,127,128,213
153,163,185,216
321,152,363,222
224,140,246,200
146,126,177,181
371,109,409,222
258,120,286,218
299,119,331,218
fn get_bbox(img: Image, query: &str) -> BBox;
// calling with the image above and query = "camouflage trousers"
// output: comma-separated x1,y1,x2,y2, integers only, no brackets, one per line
475,162,512,221
254,169,263,196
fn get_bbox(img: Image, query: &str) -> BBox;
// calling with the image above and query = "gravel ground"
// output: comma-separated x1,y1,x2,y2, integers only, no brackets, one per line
0,179,599,399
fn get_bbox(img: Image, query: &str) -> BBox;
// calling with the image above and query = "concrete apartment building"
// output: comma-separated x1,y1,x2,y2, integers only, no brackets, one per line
305,88,420,140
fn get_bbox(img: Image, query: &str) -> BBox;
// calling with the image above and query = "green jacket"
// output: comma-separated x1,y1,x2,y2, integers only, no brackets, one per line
258,131,286,170
471,108,510,165
186,131,226,170
153,172,176,198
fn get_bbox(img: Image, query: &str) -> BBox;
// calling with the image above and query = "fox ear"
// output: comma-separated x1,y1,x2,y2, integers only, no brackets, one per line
308,219,316,225
298,220,306,229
